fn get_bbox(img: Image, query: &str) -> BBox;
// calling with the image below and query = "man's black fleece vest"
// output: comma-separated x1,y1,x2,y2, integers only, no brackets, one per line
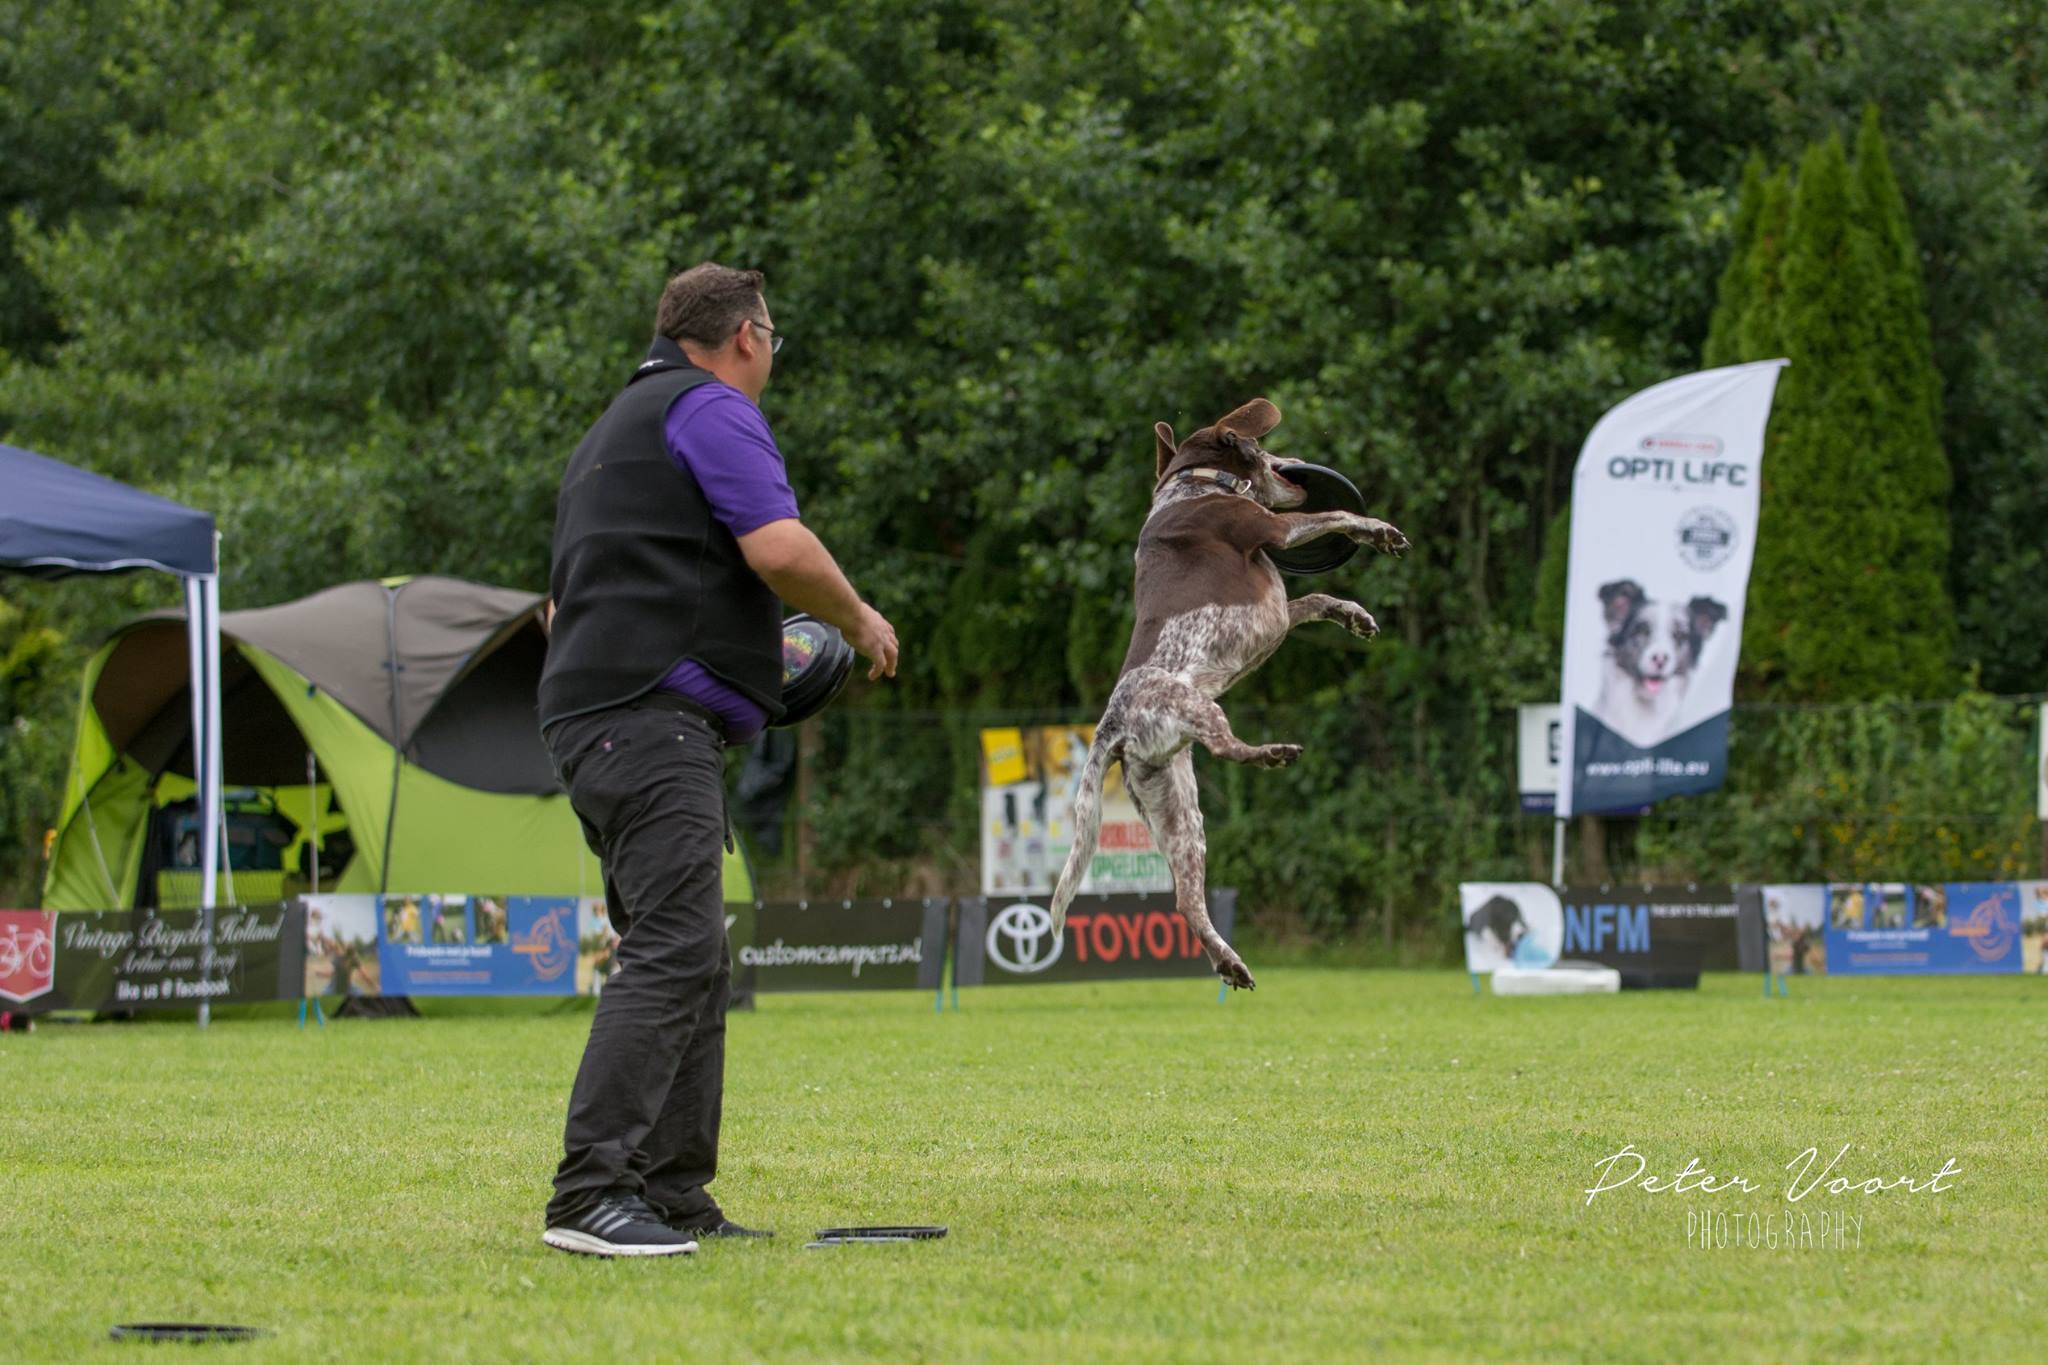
538,335,786,730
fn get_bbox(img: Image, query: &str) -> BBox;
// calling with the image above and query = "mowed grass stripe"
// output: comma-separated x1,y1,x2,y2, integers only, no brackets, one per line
1,970,2038,1362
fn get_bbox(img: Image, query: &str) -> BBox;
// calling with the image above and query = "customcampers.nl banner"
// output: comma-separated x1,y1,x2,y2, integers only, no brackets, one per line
727,897,947,994
1557,360,1786,816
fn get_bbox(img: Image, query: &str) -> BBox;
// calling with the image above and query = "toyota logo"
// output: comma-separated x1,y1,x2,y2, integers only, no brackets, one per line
987,902,1063,974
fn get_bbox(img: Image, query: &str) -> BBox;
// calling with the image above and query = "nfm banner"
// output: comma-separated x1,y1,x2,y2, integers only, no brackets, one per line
1558,360,1786,817
953,891,1236,986
980,726,1170,897
1755,882,2048,977
1460,883,1760,988
1,905,304,1013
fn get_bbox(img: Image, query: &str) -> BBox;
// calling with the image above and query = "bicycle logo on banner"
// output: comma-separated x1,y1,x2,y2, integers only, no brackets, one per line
0,912,57,1004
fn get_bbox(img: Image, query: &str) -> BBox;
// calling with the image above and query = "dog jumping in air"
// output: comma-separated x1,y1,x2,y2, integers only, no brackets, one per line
1049,398,1408,990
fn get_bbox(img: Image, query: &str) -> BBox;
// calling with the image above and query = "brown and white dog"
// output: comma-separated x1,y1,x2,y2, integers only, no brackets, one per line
1048,398,1408,990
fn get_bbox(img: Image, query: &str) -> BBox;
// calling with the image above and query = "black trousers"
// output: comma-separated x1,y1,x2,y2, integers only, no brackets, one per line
543,699,732,1228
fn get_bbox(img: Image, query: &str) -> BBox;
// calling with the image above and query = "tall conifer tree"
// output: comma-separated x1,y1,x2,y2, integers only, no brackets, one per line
1706,120,1953,700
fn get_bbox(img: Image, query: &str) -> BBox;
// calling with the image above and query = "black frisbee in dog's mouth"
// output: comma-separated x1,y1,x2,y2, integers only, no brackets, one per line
1267,463,1364,576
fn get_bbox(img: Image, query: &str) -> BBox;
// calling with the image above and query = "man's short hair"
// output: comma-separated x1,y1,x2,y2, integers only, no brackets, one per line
656,263,766,347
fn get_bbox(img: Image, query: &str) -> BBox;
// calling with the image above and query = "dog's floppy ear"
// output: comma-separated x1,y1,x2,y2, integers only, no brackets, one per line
1214,397,1281,440
1598,579,1645,631
1154,422,1178,480
1687,596,1728,640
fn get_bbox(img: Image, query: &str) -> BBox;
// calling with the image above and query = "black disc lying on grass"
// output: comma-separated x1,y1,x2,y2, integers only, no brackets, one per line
1267,463,1365,577
806,1225,948,1247
109,1323,270,1344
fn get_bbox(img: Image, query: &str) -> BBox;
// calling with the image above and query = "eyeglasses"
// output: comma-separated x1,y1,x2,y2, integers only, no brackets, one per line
749,319,785,355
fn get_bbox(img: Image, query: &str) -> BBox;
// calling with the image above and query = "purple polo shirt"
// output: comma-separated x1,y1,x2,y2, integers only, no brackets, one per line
654,383,800,742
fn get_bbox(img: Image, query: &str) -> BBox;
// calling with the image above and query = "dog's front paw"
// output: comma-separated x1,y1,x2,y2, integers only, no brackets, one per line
1356,518,1408,556
1336,603,1379,639
1252,743,1302,768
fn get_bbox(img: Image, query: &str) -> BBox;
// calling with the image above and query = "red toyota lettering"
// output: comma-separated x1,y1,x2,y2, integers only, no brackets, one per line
1065,913,1092,961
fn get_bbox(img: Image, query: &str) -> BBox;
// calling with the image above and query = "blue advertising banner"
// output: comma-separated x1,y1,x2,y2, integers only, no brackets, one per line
1819,882,2026,975
373,893,580,996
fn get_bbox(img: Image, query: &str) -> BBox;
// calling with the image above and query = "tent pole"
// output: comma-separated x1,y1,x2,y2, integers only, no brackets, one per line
308,750,320,892
74,764,122,905
182,577,210,1028
199,568,224,1029
380,583,404,895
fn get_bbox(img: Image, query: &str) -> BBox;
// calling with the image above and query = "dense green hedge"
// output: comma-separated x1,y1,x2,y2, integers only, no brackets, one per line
4,1,2045,920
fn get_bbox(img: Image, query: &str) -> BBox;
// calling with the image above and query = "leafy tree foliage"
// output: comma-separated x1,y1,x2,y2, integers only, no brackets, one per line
2,0,2041,922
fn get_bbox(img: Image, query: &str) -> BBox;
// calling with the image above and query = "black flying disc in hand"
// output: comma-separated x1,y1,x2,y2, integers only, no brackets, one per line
1267,463,1366,577
774,613,856,728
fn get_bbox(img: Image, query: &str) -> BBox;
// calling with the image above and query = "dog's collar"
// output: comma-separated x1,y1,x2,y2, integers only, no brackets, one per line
1162,466,1252,497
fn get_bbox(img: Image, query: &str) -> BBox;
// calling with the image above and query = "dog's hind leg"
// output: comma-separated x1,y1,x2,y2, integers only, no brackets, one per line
1126,752,1254,990
1129,679,1299,769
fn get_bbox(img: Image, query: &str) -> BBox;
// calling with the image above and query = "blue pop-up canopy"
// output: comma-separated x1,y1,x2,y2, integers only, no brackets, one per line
1,442,217,578
2,441,226,1023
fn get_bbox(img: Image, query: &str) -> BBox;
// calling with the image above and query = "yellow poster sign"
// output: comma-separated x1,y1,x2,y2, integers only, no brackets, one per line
978,725,1170,897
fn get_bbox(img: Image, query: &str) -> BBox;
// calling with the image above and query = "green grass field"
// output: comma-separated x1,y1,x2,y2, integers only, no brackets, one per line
4,969,2040,1362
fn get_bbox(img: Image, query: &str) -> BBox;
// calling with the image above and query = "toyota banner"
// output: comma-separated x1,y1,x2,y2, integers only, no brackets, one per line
953,891,1236,986
1557,360,1785,816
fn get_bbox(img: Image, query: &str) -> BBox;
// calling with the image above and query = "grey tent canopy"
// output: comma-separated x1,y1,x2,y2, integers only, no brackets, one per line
96,577,557,795
1,442,217,579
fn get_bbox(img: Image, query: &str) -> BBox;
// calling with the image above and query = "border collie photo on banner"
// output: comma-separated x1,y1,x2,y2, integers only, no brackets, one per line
1557,360,1786,817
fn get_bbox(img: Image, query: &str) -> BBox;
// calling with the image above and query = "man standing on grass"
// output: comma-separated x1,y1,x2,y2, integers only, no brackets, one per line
535,263,899,1257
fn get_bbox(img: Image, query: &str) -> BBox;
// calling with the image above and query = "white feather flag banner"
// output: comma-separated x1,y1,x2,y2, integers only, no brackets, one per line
1557,360,1786,818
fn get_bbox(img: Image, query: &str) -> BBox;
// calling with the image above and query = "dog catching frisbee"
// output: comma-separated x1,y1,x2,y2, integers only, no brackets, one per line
1048,398,1407,990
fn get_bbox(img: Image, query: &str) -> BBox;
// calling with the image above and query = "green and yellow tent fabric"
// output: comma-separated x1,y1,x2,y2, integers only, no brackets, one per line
45,576,751,910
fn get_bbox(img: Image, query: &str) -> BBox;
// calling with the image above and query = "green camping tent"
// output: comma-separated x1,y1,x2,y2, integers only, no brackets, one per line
44,575,751,911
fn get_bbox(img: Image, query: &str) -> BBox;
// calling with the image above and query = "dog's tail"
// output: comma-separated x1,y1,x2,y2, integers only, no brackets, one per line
1049,727,1117,935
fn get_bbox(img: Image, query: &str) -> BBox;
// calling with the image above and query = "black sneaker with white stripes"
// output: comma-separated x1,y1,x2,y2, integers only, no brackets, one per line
542,1193,698,1258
